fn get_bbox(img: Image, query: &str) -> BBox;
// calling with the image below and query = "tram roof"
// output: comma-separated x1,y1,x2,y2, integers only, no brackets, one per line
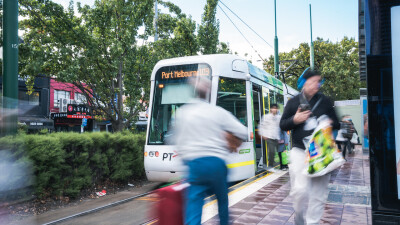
151,54,296,92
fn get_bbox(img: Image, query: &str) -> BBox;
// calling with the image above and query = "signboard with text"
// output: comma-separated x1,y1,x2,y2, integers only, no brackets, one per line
67,104,91,116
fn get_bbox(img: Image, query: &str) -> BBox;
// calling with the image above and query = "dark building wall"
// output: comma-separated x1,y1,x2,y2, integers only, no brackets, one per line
1,76,50,118
365,0,400,223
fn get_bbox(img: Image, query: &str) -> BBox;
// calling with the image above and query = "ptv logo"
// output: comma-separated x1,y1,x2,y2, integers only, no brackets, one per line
162,151,178,161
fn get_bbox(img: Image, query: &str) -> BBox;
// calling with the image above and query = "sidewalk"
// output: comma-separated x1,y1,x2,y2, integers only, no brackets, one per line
203,145,371,225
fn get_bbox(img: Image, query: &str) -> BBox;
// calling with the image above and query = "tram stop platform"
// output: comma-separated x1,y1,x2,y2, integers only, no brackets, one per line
202,145,371,225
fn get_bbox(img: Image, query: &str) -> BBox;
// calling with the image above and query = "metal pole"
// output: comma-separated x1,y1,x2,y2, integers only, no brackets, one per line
2,0,19,135
154,0,158,41
309,4,315,70
273,0,279,77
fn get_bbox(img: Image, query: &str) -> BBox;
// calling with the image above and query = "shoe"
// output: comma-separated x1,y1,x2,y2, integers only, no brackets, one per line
281,167,288,171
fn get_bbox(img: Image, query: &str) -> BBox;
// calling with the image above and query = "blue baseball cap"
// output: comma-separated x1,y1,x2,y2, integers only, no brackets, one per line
297,67,322,90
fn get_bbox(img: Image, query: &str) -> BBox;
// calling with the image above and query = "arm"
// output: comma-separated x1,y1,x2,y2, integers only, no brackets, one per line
280,100,297,131
220,108,248,140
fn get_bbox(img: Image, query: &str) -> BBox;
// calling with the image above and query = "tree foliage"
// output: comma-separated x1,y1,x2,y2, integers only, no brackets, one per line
10,0,229,131
198,0,219,54
19,0,156,131
263,37,361,101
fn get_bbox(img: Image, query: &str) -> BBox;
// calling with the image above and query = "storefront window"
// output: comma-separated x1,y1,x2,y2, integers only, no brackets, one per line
54,90,71,108
18,91,40,106
74,92,86,103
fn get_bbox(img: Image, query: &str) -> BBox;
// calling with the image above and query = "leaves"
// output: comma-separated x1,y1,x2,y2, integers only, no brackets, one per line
14,0,228,131
263,37,362,101
198,0,219,54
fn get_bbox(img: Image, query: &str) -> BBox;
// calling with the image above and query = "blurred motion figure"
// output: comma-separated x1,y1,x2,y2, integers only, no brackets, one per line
174,77,247,225
259,103,281,171
280,68,339,225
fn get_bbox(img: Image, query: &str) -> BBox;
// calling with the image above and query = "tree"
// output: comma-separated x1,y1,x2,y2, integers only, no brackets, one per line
19,0,154,131
15,0,230,132
198,0,219,54
263,37,361,101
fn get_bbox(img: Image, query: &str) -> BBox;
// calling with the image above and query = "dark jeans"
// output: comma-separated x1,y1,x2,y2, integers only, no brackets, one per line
338,140,352,159
185,157,228,225
267,139,278,168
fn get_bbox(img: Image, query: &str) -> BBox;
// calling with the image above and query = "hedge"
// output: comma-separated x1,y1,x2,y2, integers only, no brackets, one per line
0,132,146,199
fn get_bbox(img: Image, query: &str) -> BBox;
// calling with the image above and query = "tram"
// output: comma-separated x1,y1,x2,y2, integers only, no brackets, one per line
144,54,298,182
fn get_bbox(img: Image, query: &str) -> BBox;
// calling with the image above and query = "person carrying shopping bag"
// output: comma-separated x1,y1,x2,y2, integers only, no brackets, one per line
280,68,340,225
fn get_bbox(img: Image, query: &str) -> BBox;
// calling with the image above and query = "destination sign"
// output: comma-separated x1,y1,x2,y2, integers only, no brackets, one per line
157,64,211,80
161,68,210,79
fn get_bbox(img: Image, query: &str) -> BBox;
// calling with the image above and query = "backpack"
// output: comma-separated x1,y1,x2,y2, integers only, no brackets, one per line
342,122,354,139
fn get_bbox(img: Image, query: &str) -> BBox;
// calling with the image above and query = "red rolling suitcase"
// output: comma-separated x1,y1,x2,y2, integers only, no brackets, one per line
156,183,189,225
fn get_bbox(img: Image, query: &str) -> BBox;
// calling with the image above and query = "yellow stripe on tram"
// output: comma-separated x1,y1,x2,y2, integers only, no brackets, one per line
226,160,254,169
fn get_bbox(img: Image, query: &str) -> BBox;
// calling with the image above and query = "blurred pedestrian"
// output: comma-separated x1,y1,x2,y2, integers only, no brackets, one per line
280,68,340,225
174,77,247,225
259,103,281,171
339,115,356,159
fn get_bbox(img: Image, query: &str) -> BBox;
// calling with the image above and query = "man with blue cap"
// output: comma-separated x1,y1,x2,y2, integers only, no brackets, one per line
280,68,340,225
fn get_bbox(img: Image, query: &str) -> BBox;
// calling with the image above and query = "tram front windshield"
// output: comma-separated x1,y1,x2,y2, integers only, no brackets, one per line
148,64,211,145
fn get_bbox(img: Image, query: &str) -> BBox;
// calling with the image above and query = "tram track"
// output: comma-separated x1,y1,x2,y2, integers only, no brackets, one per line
44,170,271,225
141,170,271,225
42,191,155,225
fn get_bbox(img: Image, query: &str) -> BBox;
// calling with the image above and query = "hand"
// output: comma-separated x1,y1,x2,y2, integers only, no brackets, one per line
293,108,312,125
225,132,243,153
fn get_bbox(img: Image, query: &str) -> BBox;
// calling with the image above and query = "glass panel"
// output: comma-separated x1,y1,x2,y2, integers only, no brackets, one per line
262,87,269,115
74,92,86,103
54,90,70,108
269,90,284,114
29,92,40,105
148,63,211,145
217,77,247,126
18,91,39,105
276,92,284,114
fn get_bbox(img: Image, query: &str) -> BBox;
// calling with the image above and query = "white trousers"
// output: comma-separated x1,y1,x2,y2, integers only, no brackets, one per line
289,147,331,225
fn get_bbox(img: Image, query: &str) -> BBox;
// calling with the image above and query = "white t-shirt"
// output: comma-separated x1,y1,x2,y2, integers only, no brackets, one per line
174,99,248,162
259,113,281,140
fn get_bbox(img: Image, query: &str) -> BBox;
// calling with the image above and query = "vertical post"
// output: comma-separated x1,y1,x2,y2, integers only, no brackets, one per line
273,0,279,78
154,0,158,41
2,0,19,135
309,4,315,70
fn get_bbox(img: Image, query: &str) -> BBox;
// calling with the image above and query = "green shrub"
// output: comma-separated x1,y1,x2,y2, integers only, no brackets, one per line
0,132,146,199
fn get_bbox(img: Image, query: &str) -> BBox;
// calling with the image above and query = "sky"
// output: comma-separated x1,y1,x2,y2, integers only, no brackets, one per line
52,0,358,68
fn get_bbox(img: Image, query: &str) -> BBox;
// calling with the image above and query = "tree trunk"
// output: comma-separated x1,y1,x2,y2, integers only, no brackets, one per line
113,60,124,132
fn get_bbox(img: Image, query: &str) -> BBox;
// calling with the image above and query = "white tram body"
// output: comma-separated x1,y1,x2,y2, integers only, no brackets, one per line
144,54,298,182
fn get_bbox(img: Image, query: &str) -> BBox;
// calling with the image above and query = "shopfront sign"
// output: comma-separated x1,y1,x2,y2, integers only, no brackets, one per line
67,104,91,116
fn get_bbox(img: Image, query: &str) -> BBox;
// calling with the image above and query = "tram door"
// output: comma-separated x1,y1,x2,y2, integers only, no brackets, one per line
252,85,265,169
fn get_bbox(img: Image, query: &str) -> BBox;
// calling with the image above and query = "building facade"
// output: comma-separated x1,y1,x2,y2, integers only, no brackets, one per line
0,76,53,131
49,79,94,132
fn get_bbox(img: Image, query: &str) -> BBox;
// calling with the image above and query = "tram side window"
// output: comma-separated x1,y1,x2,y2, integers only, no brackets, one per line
269,90,284,114
217,77,247,126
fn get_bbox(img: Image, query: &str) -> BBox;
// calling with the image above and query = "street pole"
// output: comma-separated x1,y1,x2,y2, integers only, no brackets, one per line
273,0,279,78
309,4,315,70
2,0,19,135
154,0,158,41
